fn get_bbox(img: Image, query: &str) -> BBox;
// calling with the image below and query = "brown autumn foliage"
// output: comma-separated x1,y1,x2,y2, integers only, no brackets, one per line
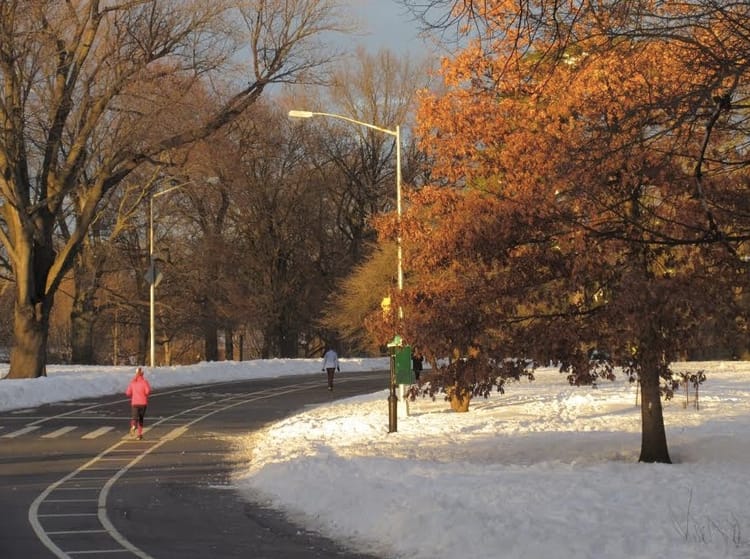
379,1,750,462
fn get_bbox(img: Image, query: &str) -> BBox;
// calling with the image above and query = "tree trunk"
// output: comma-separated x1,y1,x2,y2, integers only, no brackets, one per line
70,293,96,364
447,385,471,412
70,242,105,364
138,315,149,366
164,340,172,366
204,324,218,361
279,326,299,358
7,232,56,379
9,297,51,378
638,360,672,463
225,328,234,360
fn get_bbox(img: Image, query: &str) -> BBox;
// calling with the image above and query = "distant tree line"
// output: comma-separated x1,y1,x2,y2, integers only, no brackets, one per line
0,1,430,374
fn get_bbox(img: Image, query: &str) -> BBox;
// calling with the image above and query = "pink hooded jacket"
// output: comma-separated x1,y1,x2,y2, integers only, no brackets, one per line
126,369,151,406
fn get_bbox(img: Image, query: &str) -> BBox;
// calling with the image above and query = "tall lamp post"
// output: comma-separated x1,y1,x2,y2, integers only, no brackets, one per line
147,182,190,368
288,110,403,297
288,109,403,432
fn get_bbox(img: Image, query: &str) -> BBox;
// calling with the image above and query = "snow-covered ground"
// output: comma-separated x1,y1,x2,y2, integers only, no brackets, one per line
2,359,750,559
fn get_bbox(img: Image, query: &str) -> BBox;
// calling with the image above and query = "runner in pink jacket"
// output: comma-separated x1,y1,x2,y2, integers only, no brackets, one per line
126,367,151,439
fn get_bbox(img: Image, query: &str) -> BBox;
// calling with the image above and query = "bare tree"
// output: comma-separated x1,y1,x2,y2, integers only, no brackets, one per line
0,0,344,378
226,103,335,358
312,49,428,243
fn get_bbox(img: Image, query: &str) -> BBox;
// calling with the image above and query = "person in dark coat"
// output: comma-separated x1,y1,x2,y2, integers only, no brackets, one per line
412,350,424,381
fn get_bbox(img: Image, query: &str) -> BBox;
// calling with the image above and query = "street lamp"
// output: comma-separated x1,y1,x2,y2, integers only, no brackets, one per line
289,109,403,432
288,110,403,298
147,182,191,368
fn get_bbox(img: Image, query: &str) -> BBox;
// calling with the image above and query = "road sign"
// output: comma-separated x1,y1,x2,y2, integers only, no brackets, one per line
144,262,163,287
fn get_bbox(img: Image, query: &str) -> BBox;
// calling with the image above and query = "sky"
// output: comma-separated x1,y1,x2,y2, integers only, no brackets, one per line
3,359,750,558
340,0,429,54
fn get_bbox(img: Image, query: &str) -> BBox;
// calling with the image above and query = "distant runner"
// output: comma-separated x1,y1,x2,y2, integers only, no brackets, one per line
322,347,340,391
126,366,152,439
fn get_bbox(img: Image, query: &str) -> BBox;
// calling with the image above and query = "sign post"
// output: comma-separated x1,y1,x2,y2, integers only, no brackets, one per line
394,345,413,417
386,335,403,433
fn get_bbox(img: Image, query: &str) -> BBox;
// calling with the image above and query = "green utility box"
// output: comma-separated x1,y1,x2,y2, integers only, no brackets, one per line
394,345,414,385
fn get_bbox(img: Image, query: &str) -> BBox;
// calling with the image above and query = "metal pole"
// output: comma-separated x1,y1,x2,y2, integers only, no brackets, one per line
396,125,403,317
288,109,404,431
146,179,195,368
393,126,403,428
388,351,398,433
149,193,155,368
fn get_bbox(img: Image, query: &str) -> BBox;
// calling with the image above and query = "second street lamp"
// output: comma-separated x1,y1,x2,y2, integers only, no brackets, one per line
147,181,191,368
289,109,403,432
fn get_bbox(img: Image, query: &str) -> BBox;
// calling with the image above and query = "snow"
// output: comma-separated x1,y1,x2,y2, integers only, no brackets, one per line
2,359,750,558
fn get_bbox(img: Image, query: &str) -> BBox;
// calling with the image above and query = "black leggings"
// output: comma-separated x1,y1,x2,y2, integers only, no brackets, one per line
131,405,147,426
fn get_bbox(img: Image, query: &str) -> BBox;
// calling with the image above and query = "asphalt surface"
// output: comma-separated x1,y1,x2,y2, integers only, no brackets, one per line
0,370,390,558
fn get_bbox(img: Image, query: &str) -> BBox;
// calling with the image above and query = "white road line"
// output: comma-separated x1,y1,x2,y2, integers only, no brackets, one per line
67,548,128,555
46,529,107,535
120,427,151,439
82,427,114,439
30,381,324,559
45,499,97,503
2,425,41,438
38,513,98,518
42,426,78,439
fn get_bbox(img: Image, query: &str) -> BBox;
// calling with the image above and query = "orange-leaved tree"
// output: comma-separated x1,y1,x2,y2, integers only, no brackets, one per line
387,0,750,462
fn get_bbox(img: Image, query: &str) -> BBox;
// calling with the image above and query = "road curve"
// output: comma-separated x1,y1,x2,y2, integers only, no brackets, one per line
1,371,389,559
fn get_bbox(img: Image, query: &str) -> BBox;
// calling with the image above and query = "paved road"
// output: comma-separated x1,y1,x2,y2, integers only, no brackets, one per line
0,371,390,558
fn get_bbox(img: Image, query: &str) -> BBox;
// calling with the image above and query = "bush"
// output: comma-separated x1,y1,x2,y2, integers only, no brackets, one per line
407,356,535,411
